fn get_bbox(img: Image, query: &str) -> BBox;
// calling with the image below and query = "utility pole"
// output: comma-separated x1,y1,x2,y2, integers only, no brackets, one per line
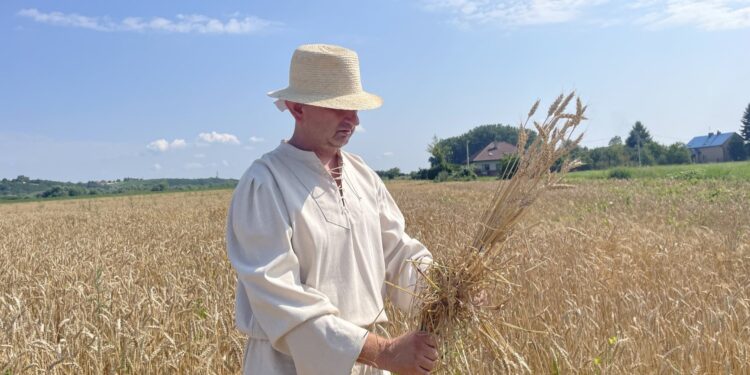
636,133,642,167
466,140,470,169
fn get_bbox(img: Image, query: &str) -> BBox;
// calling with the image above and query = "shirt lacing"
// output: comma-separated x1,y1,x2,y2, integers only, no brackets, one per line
328,164,345,207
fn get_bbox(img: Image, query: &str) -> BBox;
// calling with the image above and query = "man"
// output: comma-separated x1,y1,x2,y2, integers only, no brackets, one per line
226,44,438,375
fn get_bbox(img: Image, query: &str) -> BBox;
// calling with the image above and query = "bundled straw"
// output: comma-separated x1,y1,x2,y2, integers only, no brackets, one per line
413,92,587,372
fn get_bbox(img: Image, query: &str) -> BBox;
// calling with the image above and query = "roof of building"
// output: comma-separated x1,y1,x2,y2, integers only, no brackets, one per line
687,132,737,149
471,141,518,162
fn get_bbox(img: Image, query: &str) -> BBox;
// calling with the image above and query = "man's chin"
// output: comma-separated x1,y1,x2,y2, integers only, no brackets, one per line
330,137,351,148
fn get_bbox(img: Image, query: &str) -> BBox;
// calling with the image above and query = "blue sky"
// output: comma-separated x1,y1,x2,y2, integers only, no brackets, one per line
1,0,749,182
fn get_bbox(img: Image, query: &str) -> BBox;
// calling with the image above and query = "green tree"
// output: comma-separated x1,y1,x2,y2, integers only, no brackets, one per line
625,121,653,149
14,175,31,183
608,136,623,146
741,102,750,142
67,186,87,196
427,136,452,179
628,145,655,166
387,167,401,179
590,145,627,169
645,142,667,165
663,143,691,164
727,135,748,161
151,180,169,192
436,124,536,165
39,186,66,198
625,121,654,166
569,146,593,170
375,168,401,180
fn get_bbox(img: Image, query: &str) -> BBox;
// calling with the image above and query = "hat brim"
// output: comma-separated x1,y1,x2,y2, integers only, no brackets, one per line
267,88,383,111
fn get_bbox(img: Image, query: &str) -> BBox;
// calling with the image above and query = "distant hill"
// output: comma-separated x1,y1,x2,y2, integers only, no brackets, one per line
0,175,238,201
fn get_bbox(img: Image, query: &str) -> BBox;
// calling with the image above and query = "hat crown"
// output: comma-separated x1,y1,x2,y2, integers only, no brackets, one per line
267,43,382,111
288,44,363,96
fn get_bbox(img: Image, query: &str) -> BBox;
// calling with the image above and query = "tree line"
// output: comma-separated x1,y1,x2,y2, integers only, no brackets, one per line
377,102,750,181
0,176,238,201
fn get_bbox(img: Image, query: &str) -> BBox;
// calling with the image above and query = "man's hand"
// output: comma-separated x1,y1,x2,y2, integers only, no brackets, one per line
358,331,439,374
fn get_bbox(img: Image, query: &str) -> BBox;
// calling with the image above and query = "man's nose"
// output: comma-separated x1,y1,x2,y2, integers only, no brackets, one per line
343,110,359,126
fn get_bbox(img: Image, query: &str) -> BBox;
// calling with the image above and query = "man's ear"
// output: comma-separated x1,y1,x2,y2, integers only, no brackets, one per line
286,101,304,122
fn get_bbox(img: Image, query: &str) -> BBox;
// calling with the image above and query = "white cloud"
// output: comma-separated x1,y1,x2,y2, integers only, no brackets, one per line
184,162,203,169
17,8,278,34
198,131,240,144
421,0,608,26
147,138,187,152
628,0,662,9
420,0,750,30
249,136,265,143
383,151,395,157
194,153,206,158
17,8,110,31
171,139,187,149
153,163,162,170
355,125,367,133
222,160,230,166
637,0,750,31
147,139,169,152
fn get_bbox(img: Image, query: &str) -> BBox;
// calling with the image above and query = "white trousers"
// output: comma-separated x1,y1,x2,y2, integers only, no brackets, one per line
242,338,390,375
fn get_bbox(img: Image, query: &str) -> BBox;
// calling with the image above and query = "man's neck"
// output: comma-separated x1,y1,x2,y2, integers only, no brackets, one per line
287,136,339,169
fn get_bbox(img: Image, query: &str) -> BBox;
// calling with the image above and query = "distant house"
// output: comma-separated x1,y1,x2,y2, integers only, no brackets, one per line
471,141,517,176
686,131,743,163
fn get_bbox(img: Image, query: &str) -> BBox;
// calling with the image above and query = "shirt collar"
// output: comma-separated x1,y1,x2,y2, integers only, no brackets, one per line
276,140,346,170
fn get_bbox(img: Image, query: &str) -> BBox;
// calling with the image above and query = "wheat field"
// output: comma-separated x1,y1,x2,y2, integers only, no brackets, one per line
2,179,749,374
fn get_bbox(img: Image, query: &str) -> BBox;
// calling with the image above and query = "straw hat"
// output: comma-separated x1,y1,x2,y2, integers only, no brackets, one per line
267,44,383,111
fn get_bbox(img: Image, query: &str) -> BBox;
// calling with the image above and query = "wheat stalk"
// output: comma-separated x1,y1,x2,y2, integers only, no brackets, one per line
414,92,588,373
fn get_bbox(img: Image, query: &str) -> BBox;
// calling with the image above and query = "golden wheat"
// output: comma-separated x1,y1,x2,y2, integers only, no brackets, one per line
1,179,749,373
413,93,587,373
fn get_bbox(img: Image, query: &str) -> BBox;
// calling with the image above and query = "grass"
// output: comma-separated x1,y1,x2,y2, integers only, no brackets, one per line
1,179,749,373
567,160,750,180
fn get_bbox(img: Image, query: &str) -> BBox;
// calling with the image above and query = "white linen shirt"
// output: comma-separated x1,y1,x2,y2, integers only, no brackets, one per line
226,142,432,375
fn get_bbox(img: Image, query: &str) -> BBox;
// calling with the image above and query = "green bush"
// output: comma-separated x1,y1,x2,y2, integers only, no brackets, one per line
38,186,66,198
151,181,169,192
67,186,88,196
434,170,450,182
450,167,477,181
608,168,632,180
497,155,520,180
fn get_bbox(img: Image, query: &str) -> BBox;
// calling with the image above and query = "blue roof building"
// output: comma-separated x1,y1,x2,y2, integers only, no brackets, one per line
686,131,743,163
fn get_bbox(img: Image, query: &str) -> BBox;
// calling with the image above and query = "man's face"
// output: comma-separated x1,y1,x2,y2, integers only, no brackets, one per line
292,102,360,149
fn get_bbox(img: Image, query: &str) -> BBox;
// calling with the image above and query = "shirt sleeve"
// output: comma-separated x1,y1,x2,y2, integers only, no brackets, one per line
377,178,433,313
226,171,368,375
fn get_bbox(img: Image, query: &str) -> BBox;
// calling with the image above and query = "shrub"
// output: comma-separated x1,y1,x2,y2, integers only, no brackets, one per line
608,168,632,180
434,170,450,182
67,186,88,196
151,181,169,192
497,155,520,180
450,167,477,181
38,186,66,198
